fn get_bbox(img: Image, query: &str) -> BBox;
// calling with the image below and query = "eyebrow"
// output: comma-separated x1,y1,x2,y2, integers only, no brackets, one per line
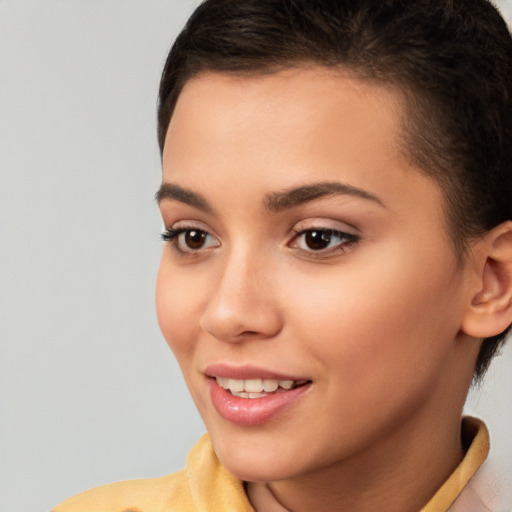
264,182,385,211
155,183,213,213
155,180,385,213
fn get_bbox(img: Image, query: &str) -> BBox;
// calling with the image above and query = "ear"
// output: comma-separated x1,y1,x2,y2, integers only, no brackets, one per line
462,221,512,338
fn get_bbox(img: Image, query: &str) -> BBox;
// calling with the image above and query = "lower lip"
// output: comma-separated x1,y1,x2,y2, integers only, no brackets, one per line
208,379,311,426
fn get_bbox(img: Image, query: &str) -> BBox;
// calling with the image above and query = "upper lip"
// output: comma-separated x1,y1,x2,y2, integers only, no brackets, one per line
204,363,308,381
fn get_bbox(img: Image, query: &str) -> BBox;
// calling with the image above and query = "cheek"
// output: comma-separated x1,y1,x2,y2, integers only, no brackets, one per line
281,256,464,452
155,256,203,360
286,246,463,388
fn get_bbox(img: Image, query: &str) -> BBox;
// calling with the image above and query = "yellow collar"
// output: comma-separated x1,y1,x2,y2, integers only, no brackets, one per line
421,416,489,511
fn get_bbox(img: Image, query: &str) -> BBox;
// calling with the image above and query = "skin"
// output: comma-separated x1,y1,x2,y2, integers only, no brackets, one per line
156,67,484,512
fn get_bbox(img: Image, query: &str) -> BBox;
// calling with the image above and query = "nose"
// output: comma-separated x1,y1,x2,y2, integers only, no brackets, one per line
200,249,283,343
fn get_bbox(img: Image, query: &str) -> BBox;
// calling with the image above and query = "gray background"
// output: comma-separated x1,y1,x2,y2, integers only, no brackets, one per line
0,2,511,511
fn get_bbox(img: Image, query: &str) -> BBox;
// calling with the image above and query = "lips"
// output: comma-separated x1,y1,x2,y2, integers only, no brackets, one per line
205,364,312,425
205,363,305,381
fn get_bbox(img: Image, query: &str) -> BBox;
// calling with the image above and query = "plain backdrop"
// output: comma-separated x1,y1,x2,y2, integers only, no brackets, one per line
1,2,511,511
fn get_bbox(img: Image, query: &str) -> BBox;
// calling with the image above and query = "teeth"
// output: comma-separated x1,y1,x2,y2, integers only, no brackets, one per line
215,377,301,395
217,377,229,389
227,379,244,392
244,379,263,392
263,379,279,392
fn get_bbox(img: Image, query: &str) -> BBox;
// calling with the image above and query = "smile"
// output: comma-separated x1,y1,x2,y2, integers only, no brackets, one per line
208,374,312,426
215,377,309,398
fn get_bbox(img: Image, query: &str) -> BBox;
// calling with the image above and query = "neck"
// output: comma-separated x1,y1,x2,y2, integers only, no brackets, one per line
247,409,465,512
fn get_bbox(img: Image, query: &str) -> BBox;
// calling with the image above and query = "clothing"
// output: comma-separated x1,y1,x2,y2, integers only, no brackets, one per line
422,417,510,512
53,417,510,512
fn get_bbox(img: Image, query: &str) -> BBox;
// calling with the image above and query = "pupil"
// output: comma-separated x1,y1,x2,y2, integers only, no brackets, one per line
305,230,331,250
185,230,206,249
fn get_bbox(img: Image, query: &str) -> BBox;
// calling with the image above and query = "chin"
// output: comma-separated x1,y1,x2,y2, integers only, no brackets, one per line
218,451,297,483
207,425,315,483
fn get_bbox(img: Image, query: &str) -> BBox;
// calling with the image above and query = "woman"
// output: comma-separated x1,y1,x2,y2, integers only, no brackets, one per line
54,0,512,510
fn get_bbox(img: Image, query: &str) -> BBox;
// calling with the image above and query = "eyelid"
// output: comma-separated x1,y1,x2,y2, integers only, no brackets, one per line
290,217,360,236
162,219,217,238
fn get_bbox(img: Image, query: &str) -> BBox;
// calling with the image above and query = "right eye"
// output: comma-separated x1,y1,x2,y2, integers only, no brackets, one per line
161,227,220,254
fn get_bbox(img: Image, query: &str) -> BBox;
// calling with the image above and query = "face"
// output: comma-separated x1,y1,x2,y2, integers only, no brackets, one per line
156,68,476,484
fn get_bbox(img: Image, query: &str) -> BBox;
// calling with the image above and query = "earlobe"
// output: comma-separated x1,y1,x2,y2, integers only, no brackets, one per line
462,221,512,338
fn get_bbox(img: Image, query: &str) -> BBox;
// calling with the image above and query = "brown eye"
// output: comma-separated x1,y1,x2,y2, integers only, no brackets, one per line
290,228,359,254
304,230,334,250
184,230,207,249
162,226,220,254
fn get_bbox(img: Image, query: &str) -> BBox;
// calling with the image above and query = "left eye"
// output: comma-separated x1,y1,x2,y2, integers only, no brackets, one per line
162,228,220,253
291,229,358,252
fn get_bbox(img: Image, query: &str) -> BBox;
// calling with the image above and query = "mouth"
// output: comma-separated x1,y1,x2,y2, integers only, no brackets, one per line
208,375,312,426
204,364,312,425
214,377,311,399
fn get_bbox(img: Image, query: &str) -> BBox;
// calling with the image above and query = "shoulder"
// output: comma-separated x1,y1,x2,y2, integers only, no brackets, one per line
52,469,192,512
51,435,253,512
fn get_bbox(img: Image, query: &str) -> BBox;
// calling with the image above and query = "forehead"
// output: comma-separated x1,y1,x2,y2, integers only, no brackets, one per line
163,67,421,193
169,67,404,136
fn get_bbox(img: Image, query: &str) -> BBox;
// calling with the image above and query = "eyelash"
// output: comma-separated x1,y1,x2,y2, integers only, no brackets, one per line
161,226,359,256
161,226,219,255
161,227,186,242
290,228,359,255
